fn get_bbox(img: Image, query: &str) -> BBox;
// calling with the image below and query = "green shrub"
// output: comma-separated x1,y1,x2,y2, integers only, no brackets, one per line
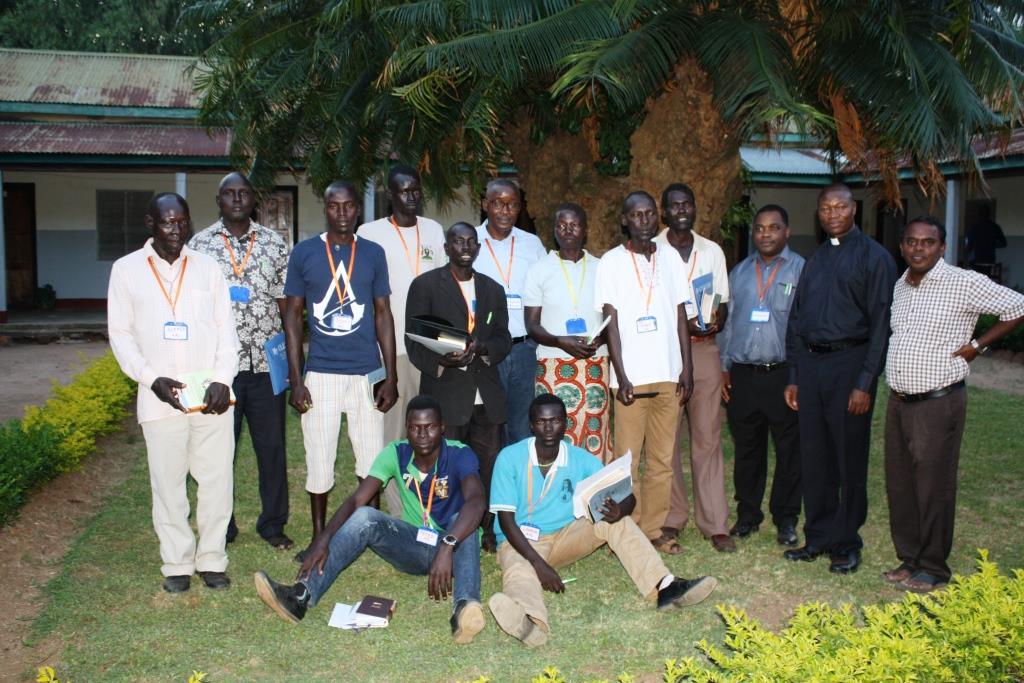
0,420,62,525
974,314,1024,353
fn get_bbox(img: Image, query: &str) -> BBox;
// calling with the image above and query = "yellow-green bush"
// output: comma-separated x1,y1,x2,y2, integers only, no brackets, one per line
22,351,135,471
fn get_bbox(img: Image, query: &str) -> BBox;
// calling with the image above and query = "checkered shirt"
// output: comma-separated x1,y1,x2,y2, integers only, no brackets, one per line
887,258,1024,394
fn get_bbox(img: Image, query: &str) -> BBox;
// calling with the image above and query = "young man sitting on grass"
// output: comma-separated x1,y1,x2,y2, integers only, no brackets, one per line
254,395,487,643
487,393,718,647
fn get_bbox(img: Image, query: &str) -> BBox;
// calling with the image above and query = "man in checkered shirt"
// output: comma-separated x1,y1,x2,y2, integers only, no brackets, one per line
883,216,1024,594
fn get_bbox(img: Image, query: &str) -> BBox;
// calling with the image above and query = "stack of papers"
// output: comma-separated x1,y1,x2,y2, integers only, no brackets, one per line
572,451,633,521
328,595,396,630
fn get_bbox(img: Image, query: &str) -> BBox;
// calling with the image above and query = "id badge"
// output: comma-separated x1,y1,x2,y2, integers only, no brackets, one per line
520,523,541,542
636,316,658,334
565,317,587,335
229,285,250,303
163,321,189,341
750,307,771,323
506,293,523,310
329,313,353,331
416,527,439,546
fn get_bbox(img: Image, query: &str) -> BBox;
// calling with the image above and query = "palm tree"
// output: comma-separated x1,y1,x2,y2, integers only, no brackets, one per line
184,0,1024,251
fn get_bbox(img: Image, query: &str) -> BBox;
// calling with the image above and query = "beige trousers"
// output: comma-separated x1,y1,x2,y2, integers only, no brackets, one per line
141,409,235,577
380,354,420,515
664,340,730,537
495,516,669,630
611,381,682,539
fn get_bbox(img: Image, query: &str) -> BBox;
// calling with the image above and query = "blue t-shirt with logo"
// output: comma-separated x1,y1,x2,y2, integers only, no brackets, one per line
489,438,602,546
284,233,390,375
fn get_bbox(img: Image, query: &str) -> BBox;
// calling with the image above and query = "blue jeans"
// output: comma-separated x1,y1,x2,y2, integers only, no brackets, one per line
300,507,481,610
499,339,538,444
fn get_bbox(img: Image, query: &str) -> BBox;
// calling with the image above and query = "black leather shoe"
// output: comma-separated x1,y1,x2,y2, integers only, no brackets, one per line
783,544,825,562
829,550,861,574
254,570,309,624
199,571,231,590
729,521,760,538
656,576,718,610
776,523,799,547
162,575,190,593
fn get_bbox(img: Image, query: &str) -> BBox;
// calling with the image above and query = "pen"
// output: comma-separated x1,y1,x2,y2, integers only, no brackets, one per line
562,577,577,584
486,311,493,324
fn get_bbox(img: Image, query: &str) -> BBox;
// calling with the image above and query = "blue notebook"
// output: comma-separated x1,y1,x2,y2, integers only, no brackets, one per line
264,332,289,395
691,272,714,331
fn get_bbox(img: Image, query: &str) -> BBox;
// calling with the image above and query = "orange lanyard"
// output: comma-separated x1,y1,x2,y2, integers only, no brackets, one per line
324,236,357,309
453,271,476,332
390,217,421,276
526,449,559,521
484,236,515,289
755,258,782,303
627,242,656,312
684,250,699,282
410,470,438,528
147,256,188,318
220,231,256,279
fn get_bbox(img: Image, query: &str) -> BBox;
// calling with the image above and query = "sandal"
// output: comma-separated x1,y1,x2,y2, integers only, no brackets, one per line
651,532,683,555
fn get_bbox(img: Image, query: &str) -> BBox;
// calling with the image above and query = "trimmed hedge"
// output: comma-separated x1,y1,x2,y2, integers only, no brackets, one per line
0,350,135,525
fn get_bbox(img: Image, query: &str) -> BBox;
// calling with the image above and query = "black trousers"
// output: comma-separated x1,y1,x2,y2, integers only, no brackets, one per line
796,345,877,553
884,388,967,582
227,370,289,539
444,405,503,497
727,364,801,527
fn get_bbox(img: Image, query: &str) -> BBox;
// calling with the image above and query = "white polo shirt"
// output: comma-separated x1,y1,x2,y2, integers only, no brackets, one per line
523,250,607,360
655,229,730,318
474,222,547,338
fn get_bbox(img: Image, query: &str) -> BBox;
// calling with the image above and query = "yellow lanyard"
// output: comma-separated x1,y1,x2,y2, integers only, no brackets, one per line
526,446,559,522
220,231,256,279
557,255,586,312
147,256,188,318
324,236,357,309
390,217,421,277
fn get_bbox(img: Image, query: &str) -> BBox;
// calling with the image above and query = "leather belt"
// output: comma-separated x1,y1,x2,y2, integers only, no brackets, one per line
691,333,717,344
511,336,529,345
891,380,965,403
733,362,787,373
806,338,868,354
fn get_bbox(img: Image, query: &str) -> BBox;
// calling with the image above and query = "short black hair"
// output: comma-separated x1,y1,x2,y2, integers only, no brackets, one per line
661,182,695,209
621,190,656,214
387,163,419,188
147,192,188,220
485,178,519,196
529,393,567,421
405,394,443,420
324,180,359,201
900,215,947,243
446,221,476,240
218,171,253,193
754,204,789,226
554,202,587,227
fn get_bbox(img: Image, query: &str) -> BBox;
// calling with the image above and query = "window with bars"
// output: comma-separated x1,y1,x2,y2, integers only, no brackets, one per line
97,190,154,260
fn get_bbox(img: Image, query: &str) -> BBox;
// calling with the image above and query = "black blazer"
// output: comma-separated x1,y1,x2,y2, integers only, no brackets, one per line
406,267,512,427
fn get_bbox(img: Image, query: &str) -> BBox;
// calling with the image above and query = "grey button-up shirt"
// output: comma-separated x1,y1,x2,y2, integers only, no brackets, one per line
719,246,805,371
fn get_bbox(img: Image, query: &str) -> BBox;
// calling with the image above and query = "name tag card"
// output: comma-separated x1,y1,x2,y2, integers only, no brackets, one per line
229,285,251,303
684,301,697,317
163,321,189,341
750,307,771,323
416,527,439,546
506,293,523,310
520,523,541,541
565,317,587,335
329,313,354,331
636,316,658,334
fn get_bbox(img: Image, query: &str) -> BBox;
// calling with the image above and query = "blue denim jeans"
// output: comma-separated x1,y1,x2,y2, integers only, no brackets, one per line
300,507,481,610
499,339,538,444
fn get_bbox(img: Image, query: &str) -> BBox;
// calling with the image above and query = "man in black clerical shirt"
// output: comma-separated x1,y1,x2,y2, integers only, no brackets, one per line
782,184,897,574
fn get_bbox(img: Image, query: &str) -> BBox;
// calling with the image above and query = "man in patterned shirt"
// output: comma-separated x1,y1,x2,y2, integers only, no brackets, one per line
189,172,293,550
884,216,1024,593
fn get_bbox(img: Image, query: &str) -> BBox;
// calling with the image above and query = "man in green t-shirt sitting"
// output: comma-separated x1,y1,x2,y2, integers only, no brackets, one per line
254,395,487,643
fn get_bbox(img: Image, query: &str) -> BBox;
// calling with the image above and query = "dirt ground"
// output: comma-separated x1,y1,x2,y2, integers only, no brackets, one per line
0,340,111,422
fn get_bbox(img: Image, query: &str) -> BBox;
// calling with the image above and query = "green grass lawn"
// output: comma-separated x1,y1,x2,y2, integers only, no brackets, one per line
26,384,1024,682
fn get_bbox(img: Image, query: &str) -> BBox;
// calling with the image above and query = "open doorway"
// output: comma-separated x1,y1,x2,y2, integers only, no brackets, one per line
3,182,37,309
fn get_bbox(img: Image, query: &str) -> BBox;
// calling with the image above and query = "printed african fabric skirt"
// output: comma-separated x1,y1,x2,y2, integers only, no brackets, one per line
535,356,610,461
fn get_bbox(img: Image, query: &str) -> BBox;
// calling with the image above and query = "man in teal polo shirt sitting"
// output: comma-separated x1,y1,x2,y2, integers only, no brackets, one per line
488,393,718,647
254,395,487,643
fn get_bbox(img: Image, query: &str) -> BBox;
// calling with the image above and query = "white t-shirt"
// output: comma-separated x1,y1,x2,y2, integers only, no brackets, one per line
358,216,447,354
474,223,547,338
655,229,729,318
593,243,687,387
523,250,607,360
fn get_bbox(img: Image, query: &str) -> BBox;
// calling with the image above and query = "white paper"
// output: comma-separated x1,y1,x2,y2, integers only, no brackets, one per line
586,316,612,344
572,450,632,518
328,602,389,630
405,332,468,355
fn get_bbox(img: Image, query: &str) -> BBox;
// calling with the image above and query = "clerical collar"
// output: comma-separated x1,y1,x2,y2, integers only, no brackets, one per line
827,226,860,246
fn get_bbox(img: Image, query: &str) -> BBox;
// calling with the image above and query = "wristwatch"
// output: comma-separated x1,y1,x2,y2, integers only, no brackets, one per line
441,534,458,548
969,339,988,354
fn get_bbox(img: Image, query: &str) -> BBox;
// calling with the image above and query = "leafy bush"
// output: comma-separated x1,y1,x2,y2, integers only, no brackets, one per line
974,314,1024,353
0,420,62,525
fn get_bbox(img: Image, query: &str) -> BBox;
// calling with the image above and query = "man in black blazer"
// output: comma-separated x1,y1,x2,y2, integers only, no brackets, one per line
407,222,512,551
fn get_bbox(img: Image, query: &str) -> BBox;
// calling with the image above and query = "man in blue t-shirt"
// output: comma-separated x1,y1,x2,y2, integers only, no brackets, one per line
255,395,487,643
283,181,398,559
487,394,718,647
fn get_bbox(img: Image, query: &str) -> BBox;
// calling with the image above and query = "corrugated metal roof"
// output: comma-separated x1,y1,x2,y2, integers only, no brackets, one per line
740,146,837,175
0,121,229,156
0,48,198,108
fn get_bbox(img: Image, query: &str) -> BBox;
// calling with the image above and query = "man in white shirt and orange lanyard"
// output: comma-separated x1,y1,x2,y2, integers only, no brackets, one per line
108,192,240,593
654,183,734,554
475,178,547,445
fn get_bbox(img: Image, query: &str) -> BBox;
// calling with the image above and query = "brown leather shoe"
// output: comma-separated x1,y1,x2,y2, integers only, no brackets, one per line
710,534,737,553
882,564,915,584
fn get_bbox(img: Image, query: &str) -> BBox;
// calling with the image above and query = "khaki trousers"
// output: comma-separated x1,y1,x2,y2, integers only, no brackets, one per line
665,340,730,537
611,382,681,539
141,409,234,577
496,517,669,630
380,354,421,515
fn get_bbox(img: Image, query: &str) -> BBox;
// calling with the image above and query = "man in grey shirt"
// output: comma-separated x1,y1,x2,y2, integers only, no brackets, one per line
719,204,804,547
